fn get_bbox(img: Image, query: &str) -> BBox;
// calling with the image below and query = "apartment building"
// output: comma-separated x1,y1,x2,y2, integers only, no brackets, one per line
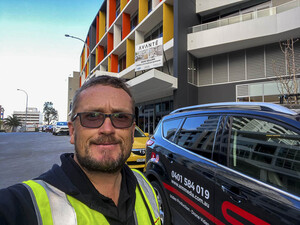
68,0,300,133
67,71,80,119
13,107,42,131
188,0,300,104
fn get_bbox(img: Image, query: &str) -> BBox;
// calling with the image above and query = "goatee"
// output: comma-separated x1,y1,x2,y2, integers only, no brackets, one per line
75,134,131,173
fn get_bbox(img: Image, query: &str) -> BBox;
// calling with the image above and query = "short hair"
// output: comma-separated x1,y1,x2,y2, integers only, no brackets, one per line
70,75,135,119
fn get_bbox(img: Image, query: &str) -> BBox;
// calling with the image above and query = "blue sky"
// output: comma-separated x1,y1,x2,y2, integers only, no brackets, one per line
0,0,104,121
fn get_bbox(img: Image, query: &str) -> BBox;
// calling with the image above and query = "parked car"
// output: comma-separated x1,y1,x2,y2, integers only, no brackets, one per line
44,125,53,133
145,102,300,225
126,126,149,170
52,121,69,135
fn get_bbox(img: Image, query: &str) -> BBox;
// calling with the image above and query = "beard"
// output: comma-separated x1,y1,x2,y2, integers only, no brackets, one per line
74,134,133,173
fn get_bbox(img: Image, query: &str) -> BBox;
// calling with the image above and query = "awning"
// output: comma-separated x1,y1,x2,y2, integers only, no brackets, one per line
127,69,177,104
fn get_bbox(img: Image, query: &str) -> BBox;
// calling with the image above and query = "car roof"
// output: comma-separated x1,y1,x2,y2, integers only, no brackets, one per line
171,102,298,115
163,102,300,127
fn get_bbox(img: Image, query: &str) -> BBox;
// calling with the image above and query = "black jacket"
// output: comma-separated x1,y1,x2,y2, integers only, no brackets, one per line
0,153,138,225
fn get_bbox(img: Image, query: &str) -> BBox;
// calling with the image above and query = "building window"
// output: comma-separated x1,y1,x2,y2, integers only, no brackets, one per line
118,53,126,72
236,79,300,103
188,53,198,86
148,0,152,13
131,11,138,31
144,21,163,42
192,40,300,87
103,46,107,58
116,0,120,18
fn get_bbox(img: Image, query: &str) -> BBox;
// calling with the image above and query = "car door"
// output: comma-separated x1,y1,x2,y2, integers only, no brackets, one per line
163,114,223,225
214,115,300,224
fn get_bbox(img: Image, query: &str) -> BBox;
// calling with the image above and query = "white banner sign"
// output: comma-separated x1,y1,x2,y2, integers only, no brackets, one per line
135,37,163,72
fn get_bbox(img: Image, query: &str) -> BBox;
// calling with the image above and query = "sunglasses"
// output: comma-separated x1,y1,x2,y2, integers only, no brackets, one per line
72,112,135,129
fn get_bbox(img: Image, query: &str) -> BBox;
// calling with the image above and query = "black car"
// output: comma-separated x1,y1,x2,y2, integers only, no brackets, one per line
145,102,300,225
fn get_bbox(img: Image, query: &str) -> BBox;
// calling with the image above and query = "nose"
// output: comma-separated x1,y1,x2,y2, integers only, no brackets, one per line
98,117,115,134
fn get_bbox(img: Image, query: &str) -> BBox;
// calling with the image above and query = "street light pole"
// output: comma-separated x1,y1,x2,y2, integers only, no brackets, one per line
65,34,90,55
17,89,28,132
65,34,91,77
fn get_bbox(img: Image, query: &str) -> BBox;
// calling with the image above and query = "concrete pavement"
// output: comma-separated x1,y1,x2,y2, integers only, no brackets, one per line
0,132,74,189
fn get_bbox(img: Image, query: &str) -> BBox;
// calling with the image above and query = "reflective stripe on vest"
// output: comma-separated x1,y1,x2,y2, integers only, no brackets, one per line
23,171,161,225
132,169,160,224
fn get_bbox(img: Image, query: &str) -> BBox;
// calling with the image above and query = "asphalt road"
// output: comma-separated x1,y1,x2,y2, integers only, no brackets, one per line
0,132,74,189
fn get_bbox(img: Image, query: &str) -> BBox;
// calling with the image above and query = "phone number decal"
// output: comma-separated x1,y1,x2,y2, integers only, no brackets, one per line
171,170,210,208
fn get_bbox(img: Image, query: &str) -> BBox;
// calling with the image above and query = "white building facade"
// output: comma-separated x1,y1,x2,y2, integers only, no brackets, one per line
13,107,42,131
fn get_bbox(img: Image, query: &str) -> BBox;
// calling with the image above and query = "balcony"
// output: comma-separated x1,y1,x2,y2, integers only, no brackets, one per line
188,0,300,58
127,68,177,104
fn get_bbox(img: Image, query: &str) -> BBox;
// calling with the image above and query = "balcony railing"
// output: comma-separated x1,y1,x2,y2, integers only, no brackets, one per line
188,0,300,33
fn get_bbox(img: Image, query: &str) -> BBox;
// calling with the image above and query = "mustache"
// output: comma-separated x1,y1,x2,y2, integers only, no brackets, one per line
89,135,122,145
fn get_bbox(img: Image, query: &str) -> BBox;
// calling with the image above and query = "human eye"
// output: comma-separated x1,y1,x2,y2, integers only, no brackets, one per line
84,112,102,120
113,113,130,120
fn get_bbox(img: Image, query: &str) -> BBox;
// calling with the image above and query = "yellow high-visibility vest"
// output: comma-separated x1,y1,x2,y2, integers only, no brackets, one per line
23,169,161,225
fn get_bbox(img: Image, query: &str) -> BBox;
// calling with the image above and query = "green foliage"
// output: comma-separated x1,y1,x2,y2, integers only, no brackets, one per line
43,102,58,125
4,115,22,132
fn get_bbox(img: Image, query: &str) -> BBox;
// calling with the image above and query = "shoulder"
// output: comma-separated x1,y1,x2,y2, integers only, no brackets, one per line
0,183,37,225
0,183,32,203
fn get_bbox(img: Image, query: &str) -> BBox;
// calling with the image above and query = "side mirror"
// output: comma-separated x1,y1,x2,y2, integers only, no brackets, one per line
144,133,149,137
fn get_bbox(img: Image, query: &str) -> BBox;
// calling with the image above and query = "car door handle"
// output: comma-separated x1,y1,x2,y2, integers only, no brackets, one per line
221,185,247,204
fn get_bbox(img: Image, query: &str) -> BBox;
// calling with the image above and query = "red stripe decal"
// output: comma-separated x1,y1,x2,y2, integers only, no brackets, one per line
222,201,270,225
163,182,225,225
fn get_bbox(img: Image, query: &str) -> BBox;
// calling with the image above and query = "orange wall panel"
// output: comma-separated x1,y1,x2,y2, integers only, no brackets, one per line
109,0,116,27
107,32,113,54
111,54,118,73
122,13,130,40
97,45,104,64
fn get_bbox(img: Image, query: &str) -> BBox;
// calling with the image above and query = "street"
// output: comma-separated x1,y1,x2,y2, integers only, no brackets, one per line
0,132,74,189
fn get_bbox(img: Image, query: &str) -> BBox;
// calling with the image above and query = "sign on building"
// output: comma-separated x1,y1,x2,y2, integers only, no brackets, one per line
135,37,163,72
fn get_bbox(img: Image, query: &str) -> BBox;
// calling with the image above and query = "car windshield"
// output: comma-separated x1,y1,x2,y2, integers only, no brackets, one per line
135,127,146,137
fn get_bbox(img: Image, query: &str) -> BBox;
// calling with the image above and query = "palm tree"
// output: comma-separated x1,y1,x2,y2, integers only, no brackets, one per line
4,115,22,132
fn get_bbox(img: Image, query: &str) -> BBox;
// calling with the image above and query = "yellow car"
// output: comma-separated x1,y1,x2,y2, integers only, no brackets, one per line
126,126,149,170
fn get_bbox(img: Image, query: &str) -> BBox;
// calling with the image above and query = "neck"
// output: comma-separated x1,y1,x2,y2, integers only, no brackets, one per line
75,158,122,206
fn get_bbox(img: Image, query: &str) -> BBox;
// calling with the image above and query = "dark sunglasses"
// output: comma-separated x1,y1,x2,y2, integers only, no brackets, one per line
72,112,135,129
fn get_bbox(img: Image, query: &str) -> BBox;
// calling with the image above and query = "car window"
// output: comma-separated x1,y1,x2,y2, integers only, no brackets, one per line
229,116,300,196
134,127,146,137
162,118,182,141
176,115,220,159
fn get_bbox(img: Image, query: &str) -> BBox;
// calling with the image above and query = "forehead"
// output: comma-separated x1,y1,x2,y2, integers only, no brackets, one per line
77,84,133,112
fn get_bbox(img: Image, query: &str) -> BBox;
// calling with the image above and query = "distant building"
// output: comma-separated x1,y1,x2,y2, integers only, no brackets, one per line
67,71,80,120
0,105,4,121
13,107,42,131
0,105,4,130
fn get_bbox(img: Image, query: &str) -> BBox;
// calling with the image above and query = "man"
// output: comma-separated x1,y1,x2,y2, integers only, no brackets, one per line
0,75,161,225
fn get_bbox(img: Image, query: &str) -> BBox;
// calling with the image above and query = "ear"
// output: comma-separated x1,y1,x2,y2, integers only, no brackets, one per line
68,121,75,144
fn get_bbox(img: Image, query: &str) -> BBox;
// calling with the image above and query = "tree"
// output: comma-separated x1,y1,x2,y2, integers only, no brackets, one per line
272,38,299,104
43,102,58,125
0,119,4,131
4,115,22,132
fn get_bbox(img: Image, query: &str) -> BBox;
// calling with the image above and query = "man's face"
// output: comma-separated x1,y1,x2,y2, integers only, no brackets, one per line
68,84,135,173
